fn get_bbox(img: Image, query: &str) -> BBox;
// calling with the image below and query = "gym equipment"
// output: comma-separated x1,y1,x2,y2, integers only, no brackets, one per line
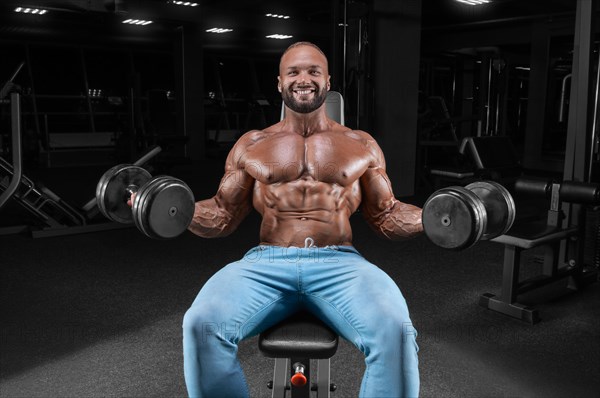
259,311,338,398
422,180,515,250
427,136,522,189
0,93,23,211
1,93,127,238
481,177,599,323
1,91,171,238
95,165,194,239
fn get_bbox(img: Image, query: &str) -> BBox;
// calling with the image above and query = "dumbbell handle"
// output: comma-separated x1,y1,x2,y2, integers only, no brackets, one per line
126,184,140,197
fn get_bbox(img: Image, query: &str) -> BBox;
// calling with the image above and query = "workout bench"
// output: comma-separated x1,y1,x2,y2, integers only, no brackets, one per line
482,177,599,323
259,311,339,397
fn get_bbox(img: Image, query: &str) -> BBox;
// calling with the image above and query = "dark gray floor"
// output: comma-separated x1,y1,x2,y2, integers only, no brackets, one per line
1,162,599,397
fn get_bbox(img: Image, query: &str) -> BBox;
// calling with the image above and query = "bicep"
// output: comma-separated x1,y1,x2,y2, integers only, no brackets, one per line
359,167,396,217
359,165,423,239
359,135,395,210
357,135,423,238
188,142,255,237
213,132,257,209
214,167,254,212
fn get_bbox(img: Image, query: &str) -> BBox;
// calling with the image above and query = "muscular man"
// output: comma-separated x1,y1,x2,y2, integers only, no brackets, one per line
183,41,423,398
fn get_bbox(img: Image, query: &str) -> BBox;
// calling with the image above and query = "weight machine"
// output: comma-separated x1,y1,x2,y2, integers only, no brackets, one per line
0,90,162,238
484,178,599,323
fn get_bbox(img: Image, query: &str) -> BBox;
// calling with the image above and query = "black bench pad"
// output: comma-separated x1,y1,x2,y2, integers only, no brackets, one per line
258,311,339,359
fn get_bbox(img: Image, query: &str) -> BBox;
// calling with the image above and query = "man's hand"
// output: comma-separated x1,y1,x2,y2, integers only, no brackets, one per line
127,193,136,208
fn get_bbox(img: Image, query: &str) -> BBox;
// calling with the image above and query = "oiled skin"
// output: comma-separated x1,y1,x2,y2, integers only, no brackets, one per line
188,45,422,247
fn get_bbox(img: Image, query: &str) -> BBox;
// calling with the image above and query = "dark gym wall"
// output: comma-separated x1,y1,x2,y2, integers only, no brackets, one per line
372,0,422,197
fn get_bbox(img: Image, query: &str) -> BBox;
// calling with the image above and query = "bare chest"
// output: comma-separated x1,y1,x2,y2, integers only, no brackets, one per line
243,133,371,186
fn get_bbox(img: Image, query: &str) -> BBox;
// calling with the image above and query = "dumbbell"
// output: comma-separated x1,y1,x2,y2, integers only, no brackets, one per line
422,181,516,250
95,164,195,239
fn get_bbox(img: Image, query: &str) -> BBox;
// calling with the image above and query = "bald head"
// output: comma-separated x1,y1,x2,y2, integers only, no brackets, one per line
279,41,329,75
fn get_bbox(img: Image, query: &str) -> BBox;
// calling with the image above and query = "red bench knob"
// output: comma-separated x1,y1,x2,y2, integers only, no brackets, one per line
291,362,307,387
291,372,307,387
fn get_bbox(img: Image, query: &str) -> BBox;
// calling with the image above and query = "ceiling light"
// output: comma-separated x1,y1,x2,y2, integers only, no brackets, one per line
14,7,48,14
206,28,233,33
170,1,199,6
266,34,293,40
455,0,490,5
88,89,103,98
122,19,153,25
266,13,290,19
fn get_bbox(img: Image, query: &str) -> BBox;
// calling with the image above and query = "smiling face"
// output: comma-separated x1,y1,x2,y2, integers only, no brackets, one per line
278,43,331,114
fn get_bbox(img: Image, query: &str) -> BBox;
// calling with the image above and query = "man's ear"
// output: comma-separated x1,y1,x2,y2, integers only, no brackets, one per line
327,75,331,91
277,77,282,93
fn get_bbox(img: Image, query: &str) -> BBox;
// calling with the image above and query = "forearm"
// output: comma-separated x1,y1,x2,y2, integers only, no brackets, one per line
368,200,423,240
188,197,247,238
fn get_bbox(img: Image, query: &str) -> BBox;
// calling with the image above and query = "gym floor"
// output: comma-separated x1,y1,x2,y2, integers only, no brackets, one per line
1,160,599,398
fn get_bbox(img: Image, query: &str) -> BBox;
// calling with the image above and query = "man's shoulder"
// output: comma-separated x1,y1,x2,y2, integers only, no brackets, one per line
230,127,286,164
234,128,272,150
239,122,286,141
238,128,267,142
338,129,377,145
337,129,384,165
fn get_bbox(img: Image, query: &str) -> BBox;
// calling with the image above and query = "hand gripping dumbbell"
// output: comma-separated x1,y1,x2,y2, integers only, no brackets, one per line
422,181,516,250
95,164,195,239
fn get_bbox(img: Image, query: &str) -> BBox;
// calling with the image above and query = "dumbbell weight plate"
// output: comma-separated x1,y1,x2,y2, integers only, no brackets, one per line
140,177,194,239
132,176,168,238
132,176,195,239
422,186,487,250
139,176,193,239
96,164,152,223
465,181,516,239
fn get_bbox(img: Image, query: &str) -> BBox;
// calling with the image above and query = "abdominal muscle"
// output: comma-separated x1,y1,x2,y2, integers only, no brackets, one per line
254,178,357,247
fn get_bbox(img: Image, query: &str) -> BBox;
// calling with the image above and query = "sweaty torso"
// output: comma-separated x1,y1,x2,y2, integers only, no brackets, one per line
239,122,376,247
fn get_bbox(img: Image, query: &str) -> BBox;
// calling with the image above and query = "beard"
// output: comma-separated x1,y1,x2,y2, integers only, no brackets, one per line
281,84,328,114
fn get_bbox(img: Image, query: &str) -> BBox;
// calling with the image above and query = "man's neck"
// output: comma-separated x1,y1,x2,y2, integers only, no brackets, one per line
282,106,330,137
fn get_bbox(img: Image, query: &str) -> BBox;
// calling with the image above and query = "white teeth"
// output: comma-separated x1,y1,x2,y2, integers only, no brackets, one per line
295,90,313,95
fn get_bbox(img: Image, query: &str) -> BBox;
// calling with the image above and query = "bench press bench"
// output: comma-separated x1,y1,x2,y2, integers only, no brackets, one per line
482,177,599,323
259,311,339,397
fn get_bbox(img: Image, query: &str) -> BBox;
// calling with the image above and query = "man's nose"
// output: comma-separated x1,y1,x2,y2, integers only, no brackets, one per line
297,72,311,84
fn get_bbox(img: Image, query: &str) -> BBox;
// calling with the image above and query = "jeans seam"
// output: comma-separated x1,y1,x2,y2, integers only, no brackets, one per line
304,293,366,350
304,293,373,395
297,261,304,294
234,293,294,342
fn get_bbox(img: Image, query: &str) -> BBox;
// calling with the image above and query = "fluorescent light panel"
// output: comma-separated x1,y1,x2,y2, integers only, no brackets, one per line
455,0,490,5
170,1,199,6
14,7,48,14
123,19,153,25
266,34,293,40
206,28,233,33
265,13,290,19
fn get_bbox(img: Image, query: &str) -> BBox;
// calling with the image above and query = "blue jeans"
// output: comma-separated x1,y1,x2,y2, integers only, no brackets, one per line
183,245,419,397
